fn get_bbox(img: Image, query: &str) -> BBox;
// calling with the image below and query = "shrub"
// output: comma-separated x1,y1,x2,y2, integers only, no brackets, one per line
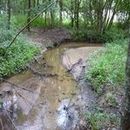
0,27,39,77
11,15,27,28
31,17,45,27
71,29,86,41
86,39,128,93
103,27,125,42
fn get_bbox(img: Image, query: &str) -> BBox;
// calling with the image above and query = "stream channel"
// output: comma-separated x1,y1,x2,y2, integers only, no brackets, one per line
0,42,102,130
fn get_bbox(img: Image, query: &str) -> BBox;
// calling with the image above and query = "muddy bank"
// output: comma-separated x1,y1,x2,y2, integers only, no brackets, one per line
27,28,71,49
62,46,103,113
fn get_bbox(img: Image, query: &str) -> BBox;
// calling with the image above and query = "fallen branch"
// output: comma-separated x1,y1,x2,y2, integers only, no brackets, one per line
5,110,18,130
4,0,57,55
0,78,36,94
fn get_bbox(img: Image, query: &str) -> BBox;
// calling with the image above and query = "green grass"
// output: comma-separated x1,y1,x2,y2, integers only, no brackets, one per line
86,39,128,93
86,108,120,130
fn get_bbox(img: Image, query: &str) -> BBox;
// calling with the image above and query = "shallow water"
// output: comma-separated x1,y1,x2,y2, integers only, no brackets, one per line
0,42,102,130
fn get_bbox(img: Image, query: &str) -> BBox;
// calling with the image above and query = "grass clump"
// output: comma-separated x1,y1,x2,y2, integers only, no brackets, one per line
86,108,120,130
86,39,128,93
105,92,118,107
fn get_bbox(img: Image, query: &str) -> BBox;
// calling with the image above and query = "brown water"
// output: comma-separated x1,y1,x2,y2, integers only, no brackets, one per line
0,43,102,130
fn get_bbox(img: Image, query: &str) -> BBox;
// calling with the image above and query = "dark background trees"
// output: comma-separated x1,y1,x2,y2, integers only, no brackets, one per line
0,0,128,33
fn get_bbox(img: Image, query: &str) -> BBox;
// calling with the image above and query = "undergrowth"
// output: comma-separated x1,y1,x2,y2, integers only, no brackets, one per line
0,24,39,78
86,39,128,93
71,27,125,43
86,108,120,130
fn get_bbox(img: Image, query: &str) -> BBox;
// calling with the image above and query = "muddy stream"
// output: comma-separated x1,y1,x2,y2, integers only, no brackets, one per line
0,43,102,130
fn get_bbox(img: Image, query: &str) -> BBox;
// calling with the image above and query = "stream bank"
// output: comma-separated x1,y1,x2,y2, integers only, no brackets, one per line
0,42,102,130
0,27,103,130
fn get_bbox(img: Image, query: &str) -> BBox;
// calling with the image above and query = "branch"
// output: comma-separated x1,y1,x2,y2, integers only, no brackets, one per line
4,0,57,55
0,78,37,94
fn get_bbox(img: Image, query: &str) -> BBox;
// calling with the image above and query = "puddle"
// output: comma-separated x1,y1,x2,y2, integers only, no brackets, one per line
0,42,102,130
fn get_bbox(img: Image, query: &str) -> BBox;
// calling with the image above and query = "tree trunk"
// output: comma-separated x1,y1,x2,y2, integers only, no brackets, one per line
37,0,39,6
74,0,80,29
45,11,47,26
59,0,63,25
121,25,130,130
27,0,31,32
50,11,54,27
71,0,74,28
96,0,103,34
7,0,11,30
75,0,80,29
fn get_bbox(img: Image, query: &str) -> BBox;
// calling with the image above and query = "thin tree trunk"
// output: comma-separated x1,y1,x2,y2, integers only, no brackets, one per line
71,0,74,28
7,0,11,30
50,11,54,27
45,11,47,26
37,0,39,6
75,0,80,29
121,17,130,130
59,0,63,25
27,0,31,32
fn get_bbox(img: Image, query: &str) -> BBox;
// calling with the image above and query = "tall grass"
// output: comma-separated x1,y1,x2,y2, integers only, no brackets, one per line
86,39,128,93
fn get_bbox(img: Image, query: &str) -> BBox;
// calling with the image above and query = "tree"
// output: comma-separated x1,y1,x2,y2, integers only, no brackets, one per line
27,0,31,32
74,0,81,29
7,0,11,29
59,0,63,25
121,23,130,130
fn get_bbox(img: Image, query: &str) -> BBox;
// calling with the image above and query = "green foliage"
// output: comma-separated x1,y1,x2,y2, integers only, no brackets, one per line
71,29,104,42
0,29,15,43
86,39,128,93
103,27,125,42
31,17,46,27
0,16,10,29
86,109,119,130
71,29,86,41
11,15,27,28
71,26,126,42
0,27,39,77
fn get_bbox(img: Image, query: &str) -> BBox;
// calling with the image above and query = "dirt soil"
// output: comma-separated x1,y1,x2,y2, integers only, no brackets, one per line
27,28,71,49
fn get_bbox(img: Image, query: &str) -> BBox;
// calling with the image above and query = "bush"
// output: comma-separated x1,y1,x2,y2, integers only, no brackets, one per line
103,27,125,42
71,29,105,42
11,15,27,28
31,17,45,27
86,39,128,93
0,29,15,43
0,27,39,78
71,25,126,43
71,29,86,41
